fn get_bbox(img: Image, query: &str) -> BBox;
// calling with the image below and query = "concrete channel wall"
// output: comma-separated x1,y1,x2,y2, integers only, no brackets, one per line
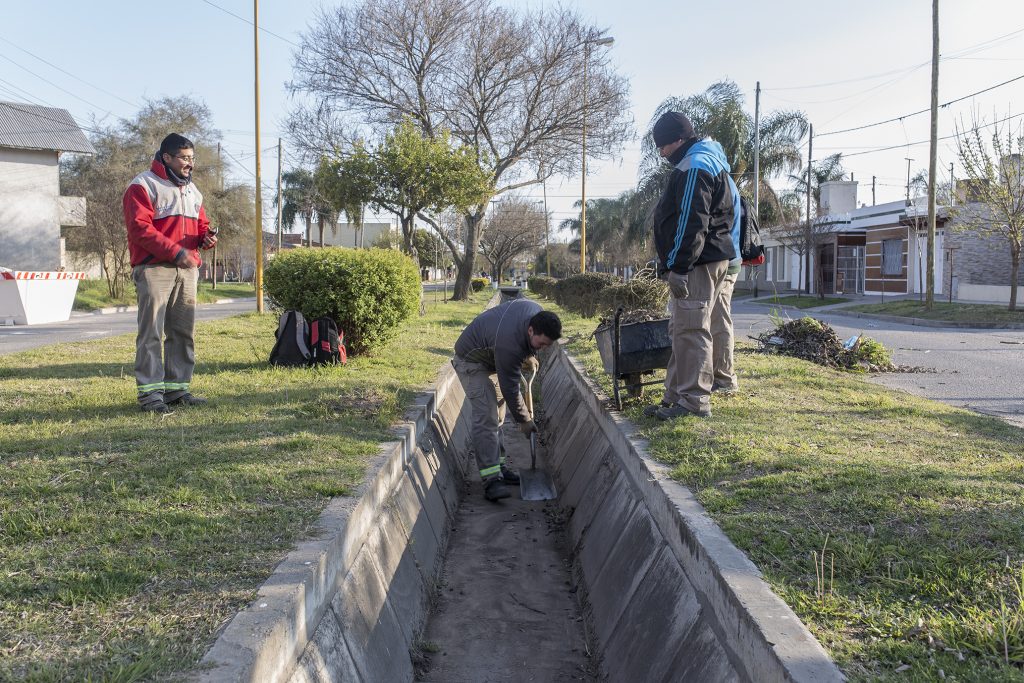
193,362,472,682
536,344,845,683
193,320,844,682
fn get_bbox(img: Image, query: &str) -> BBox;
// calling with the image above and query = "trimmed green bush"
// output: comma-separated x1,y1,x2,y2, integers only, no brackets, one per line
527,275,557,299
471,277,489,292
598,276,669,317
554,272,620,317
264,247,421,355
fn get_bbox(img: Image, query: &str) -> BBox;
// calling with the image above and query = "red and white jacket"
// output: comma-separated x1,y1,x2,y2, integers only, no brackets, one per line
123,159,211,267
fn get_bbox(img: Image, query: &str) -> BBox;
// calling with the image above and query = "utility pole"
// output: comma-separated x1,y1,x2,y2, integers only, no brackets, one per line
804,124,813,294
905,157,914,204
252,0,264,313
949,162,955,207
542,171,551,275
214,143,221,289
872,175,877,206
753,81,761,216
926,0,940,309
276,138,283,253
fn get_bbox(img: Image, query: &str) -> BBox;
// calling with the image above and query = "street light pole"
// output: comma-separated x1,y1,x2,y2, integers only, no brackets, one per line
580,35,614,273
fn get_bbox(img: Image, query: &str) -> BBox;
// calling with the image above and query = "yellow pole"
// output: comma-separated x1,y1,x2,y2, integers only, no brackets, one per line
253,0,264,313
580,46,588,273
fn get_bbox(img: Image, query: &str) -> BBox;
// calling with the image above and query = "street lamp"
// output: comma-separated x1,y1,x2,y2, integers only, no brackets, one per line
580,34,614,273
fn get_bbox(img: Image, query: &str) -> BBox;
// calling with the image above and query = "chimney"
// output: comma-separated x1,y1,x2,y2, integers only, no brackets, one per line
819,180,858,215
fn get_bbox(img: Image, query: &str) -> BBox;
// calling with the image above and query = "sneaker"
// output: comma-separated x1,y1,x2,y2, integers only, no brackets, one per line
500,464,520,485
141,401,174,415
711,383,738,395
642,401,672,417
483,479,511,502
655,403,711,421
166,393,208,407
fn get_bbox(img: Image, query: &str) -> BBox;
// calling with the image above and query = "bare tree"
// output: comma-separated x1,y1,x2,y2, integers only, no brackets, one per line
480,198,545,283
954,116,1024,310
289,0,632,299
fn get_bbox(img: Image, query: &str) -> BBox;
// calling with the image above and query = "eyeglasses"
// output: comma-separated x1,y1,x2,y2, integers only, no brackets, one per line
174,155,196,163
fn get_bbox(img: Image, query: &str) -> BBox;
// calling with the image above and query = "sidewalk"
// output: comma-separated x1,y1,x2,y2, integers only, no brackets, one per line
742,292,1024,330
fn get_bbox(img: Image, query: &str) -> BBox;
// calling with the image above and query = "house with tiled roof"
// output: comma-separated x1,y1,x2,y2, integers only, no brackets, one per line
0,101,95,271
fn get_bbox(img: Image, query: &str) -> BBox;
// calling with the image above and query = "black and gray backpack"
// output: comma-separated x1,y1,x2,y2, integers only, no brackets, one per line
269,310,311,367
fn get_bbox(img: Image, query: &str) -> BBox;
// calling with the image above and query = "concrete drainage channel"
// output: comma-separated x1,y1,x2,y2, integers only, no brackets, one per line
194,343,845,682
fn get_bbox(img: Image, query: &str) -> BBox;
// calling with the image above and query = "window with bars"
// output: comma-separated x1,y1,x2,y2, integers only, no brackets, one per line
881,239,902,276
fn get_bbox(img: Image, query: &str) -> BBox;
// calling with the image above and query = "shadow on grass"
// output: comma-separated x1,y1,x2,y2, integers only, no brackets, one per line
0,360,274,382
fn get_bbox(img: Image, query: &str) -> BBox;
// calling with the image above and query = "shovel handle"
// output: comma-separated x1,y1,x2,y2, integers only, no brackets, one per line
530,431,537,470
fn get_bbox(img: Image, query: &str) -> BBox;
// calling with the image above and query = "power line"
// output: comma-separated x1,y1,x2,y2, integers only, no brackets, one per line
0,51,125,121
200,0,301,48
0,34,141,109
817,72,1024,137
840,110,1024,158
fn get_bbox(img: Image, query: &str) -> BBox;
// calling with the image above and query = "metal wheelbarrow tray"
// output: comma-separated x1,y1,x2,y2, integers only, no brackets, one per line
594,307,672,410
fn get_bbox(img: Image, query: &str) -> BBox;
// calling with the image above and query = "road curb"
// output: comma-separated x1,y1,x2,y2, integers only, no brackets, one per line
74,297,258,316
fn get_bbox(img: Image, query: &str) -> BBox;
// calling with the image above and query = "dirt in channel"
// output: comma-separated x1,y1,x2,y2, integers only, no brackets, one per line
415,422,598,682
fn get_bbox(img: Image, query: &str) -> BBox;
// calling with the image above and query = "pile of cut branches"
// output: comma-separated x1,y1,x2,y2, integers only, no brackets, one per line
752,316,895,372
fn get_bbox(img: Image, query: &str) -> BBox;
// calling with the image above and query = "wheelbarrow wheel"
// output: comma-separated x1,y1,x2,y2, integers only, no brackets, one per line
624,372,644,397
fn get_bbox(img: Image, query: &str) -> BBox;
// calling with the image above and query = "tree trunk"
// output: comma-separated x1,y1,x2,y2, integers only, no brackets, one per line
211,243,218,290
305,216,313,248
1010,243,1020,311
453,209,484,300
318,222,325,247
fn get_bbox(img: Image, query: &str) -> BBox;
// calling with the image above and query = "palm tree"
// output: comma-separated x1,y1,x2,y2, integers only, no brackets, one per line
636,80,808,229
278,169,318,247
561,190,648,271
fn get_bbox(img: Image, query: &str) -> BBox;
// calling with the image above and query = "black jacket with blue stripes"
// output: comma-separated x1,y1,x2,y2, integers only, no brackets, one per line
652,137,738,276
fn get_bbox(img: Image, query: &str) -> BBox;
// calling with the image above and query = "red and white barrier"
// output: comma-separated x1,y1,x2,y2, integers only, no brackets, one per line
0,269,86,325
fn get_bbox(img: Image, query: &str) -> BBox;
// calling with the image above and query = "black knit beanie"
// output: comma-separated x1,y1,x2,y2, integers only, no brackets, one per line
652,112,696,148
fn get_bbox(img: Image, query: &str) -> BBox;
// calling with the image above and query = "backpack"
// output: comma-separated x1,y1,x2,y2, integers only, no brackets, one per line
309,317,347,366
269,310,312,367
739,196,766,266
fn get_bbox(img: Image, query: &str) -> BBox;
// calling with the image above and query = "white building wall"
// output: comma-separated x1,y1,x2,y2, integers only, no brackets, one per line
0,148,61,270
318,221,394,249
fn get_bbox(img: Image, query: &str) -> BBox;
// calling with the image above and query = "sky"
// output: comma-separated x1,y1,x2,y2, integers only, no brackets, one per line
3,0,1024,238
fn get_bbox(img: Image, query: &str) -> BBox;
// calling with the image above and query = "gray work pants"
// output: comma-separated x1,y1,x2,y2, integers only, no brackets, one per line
133,264,198,405
711,270,739,391
662,260,730,413
452,356,507,482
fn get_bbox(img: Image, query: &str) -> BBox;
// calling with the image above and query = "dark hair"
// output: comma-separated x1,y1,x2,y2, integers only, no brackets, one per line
529,310,562,341
159,133,194,156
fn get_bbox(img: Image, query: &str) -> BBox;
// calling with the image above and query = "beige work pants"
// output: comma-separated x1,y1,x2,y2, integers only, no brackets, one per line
133,264,198,406
711,270,739,391
662,260,730,413
452,356,507,481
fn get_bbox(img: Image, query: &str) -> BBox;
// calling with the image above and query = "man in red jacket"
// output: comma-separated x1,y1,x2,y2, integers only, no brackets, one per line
123,133,217,414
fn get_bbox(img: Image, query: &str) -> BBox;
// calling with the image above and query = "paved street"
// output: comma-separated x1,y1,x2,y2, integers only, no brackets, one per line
0,299,259,356
732,299,1024,429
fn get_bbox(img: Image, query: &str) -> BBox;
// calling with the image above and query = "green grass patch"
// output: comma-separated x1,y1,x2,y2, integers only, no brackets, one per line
543,296,1024,682
758,294,848,309
74,279,256,311
0,291,489,681
844,300,1024,324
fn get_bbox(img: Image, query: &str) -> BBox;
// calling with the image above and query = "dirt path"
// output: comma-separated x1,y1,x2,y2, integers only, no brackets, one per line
416,422,597,682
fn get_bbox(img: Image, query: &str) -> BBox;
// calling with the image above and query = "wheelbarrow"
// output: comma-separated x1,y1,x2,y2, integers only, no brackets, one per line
594,307,672,410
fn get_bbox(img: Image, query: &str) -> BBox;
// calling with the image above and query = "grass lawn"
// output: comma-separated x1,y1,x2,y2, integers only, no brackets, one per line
0,290,489,681
844,300,1024,324
757,294,848,309
73,279,256,311
536,294,1024,682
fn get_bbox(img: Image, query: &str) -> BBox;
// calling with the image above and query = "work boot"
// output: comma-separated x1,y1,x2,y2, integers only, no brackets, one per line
167,393,208,407
642,401,672,417
484,478,511,502
655,403,711,421
711,382,738,395
500,464,520,485
141,401,174,415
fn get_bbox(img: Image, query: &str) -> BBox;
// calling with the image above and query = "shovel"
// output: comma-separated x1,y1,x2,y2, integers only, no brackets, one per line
519,365,557,501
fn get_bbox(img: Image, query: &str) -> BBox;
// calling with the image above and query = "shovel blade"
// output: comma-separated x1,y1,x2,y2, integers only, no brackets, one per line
520,469,557,501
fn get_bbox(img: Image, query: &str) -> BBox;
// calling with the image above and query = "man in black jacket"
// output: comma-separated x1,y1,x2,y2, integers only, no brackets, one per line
645,112,739,419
